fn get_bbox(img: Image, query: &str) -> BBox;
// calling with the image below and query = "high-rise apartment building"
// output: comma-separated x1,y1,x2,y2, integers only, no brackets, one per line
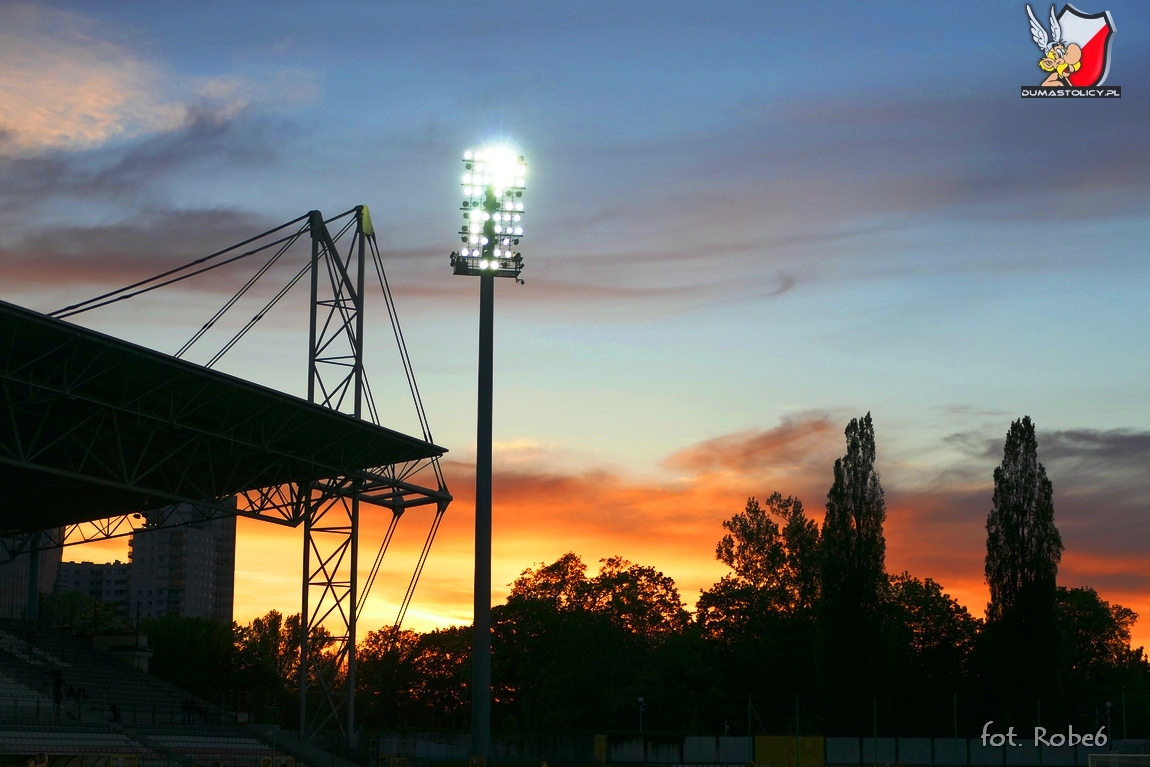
53,510,237,623
54,560,132,617
127,514,236,622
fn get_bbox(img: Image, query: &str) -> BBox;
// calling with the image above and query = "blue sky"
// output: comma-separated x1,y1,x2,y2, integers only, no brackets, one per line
1,0,1147,638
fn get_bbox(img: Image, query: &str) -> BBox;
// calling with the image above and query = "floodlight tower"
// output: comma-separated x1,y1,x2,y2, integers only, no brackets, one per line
449,146,527,762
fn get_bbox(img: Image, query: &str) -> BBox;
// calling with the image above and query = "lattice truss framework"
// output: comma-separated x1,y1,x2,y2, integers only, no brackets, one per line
0,205,450,746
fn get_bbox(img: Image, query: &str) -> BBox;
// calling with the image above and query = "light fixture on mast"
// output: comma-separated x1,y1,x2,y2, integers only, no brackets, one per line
450,146,527,282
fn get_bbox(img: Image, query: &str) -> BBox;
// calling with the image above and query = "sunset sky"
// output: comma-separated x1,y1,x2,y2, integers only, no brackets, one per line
2,2,1148,645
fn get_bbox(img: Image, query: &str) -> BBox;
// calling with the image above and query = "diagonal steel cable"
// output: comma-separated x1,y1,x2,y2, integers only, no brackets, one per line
205,259,313,369
175,224,308,358
392,506,446,635
368,235,433,444
356,509,403,623
50,214,311,318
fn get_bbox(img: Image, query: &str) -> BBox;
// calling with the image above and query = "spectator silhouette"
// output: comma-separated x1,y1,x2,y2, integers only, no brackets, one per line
181,696,196,724
51,671,62,721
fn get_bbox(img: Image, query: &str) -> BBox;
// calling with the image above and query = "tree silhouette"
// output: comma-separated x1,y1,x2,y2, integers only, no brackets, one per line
714,492,821,612
588,556,690,638
886,573,981,732
354,625,422,729
984,416,1063,707
699,492,821,730
817,413,889,728
887,574,980,686
985,417,1062,621
1056,586,1143,693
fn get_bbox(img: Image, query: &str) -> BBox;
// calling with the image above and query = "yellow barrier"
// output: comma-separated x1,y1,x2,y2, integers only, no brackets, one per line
755,736,824,767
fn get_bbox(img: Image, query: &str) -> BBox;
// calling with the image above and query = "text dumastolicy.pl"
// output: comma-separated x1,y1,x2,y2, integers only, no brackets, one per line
981,722,1108,748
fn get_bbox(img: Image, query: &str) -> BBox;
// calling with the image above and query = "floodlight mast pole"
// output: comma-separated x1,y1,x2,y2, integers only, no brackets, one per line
472,182,501,761
472,267,494,760
450,148,527,763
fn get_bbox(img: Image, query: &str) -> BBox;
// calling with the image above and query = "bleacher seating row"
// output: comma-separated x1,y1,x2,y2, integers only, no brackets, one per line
0,728,157,755
0,620,211,719
0,729,289,766
0,621,320,767
0,672,52,707
151,732,273,759
0,755,150,767
0,630,70,671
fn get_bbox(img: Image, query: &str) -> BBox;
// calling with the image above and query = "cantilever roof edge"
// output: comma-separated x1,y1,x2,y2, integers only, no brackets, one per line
0,299,447,530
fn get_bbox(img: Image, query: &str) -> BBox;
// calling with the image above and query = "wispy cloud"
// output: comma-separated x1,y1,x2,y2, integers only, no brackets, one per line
0,107,301,299
7,39,1148,315
1042,428,1150,471
0,5,314,158
0,207,279,289
663,412,839,477
0,107,289,220
0,5,182,153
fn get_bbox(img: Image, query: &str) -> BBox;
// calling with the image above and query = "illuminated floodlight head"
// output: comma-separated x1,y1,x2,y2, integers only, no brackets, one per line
450,144,528,282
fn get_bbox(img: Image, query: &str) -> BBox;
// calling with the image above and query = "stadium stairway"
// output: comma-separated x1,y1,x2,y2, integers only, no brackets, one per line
246,725,361,767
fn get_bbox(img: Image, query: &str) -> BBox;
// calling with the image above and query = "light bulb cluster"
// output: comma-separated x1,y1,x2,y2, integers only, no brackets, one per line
461,146,527,198
451,145,528,280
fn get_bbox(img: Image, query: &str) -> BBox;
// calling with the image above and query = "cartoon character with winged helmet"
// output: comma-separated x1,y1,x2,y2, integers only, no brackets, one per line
1027,4,1082,86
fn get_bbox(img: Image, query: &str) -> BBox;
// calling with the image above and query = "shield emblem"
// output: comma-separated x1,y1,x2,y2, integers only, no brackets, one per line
1058,4,1116,86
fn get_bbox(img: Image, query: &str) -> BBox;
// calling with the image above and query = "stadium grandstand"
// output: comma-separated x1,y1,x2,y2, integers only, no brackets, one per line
0,207,451,764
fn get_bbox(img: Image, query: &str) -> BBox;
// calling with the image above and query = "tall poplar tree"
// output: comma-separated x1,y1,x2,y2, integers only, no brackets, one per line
817,413,889,726
984,416,1063,703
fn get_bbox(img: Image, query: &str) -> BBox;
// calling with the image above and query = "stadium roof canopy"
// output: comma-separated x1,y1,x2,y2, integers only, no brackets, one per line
0,300,446,535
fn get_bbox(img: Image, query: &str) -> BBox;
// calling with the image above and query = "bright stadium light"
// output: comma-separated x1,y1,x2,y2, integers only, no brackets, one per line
449,143,529,764
450,145,527,282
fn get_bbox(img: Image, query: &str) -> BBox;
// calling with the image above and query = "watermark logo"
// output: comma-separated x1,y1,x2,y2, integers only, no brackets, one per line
1021,4,1120,98
981,721,1108,748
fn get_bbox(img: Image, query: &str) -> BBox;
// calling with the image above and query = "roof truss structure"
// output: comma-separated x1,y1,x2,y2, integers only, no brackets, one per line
0,298,445,536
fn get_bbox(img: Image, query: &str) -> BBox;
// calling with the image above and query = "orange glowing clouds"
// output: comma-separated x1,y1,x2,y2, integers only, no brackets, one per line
56,414,1150,651
227,417,844,632
663,413,839,476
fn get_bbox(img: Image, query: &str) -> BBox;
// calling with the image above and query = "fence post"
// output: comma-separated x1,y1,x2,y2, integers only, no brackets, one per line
796,694,801,767
872,699,878,767
954,692,959,767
